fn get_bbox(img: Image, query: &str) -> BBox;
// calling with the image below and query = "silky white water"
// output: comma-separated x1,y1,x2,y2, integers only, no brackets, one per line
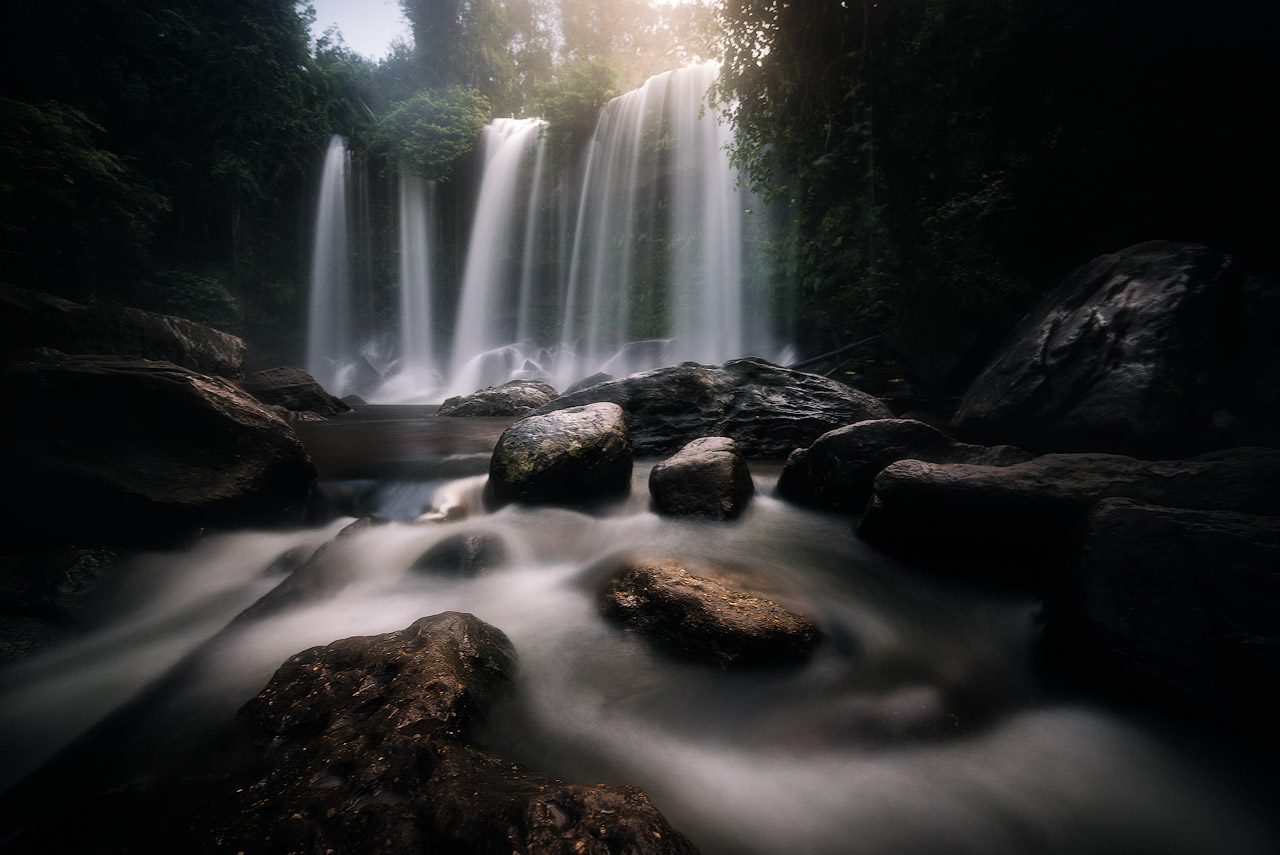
313,67,793,404
1,458,1272,854
305,135,355,394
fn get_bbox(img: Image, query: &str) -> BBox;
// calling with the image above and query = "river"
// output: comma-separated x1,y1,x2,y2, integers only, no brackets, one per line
0,406,1273,853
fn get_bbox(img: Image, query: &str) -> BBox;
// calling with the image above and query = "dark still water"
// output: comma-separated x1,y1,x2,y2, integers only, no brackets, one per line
1,407,1274,854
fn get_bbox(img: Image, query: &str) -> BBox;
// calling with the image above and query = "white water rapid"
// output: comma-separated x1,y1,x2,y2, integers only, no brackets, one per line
1,425,1273,853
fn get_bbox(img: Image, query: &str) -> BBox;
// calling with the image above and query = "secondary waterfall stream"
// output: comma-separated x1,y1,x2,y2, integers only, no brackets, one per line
0,410,1273,854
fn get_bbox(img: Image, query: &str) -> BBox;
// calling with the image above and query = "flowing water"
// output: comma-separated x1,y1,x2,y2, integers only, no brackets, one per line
0,410,1273,854
308,67,793,403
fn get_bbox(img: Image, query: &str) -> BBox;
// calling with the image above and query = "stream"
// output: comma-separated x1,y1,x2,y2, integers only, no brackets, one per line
1,407,1274,854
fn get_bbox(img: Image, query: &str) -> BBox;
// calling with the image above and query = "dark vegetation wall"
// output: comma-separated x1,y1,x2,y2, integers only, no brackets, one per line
716,0,1280,392
2,0,1276,389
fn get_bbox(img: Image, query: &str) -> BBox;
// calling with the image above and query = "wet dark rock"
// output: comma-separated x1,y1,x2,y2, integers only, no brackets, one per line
438,378,558,417
488,402,633,507
602,557,820,668
410,532,508,577
240,365,351,417
953,241,1280,456
0,546,127,662
650,437,754,520
564,372,613,394
235,517,388,621
1,354,316,550
1043,499,1280,743
857,447,1280,576
0,284,245,379
777,419,1030,513
182,612,698,855
529,357,892,457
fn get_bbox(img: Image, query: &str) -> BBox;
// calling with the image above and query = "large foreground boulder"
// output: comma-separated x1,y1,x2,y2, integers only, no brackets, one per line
0,284,246,379
857,447,1280,577
529,357,892,457
487,402,633,507
1,353,316,548
183,612,698,855
1043,499,1280,744
240,365,351,417
649,437,754,520
437,379,557,416
602,558,820,668
953,241,1280,456
777,419,1030,512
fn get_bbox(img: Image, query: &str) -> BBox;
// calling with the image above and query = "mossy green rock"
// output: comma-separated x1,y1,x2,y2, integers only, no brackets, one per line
488,402,633,507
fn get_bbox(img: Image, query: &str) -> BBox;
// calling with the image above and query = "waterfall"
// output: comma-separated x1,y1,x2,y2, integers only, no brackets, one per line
377,174,439,403
445,118,548,399
315,67,791,403
305,135,354,393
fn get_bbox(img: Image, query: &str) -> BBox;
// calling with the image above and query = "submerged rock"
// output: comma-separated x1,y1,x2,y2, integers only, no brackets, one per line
438,378,558,417
1043,499,1280,743
952,241,1280,456
0,284,245,379
650,437,754,520
183,612,699,855
240,365,351,417
857,447,1280,575
1,353,316,549
487,402,633,507
529,357,891,457
602,558,820,668
777,418,1030,512
410,531,508,577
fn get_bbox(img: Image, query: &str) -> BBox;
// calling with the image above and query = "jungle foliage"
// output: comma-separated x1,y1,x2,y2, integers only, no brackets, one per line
716,0,1280,389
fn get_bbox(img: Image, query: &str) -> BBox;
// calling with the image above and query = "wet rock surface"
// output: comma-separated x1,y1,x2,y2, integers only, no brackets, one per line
438,379,558,417
777,418,1030,512
602,558,820,667
0,547,125,664
0,284,246,379
857,447,1280,572
952,241,1280,456
180,612,698,855
1,353,316,549
410,532,509,577
649,437,754,520
530,357,892,456
1044,499,1280,744
487,402,633,507
240,365,351,417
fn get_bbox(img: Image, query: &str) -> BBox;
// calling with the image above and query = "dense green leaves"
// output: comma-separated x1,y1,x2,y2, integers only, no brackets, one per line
377,88,492,180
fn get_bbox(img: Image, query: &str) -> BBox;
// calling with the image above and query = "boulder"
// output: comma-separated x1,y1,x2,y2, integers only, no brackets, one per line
528,357,892,457
563,372,613,394
857,447,1280,574
952,241,1280,456
0,353,316,549
1043,499,1280,742
649,437,754,520
183,613,698,855
777,419,1031,512
0,284,245,379
437,378,557,417
0,547,124,664
487,402,633,507
410,532,508,577
233,517,387,622
240,366,350,417
602,558,820,668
